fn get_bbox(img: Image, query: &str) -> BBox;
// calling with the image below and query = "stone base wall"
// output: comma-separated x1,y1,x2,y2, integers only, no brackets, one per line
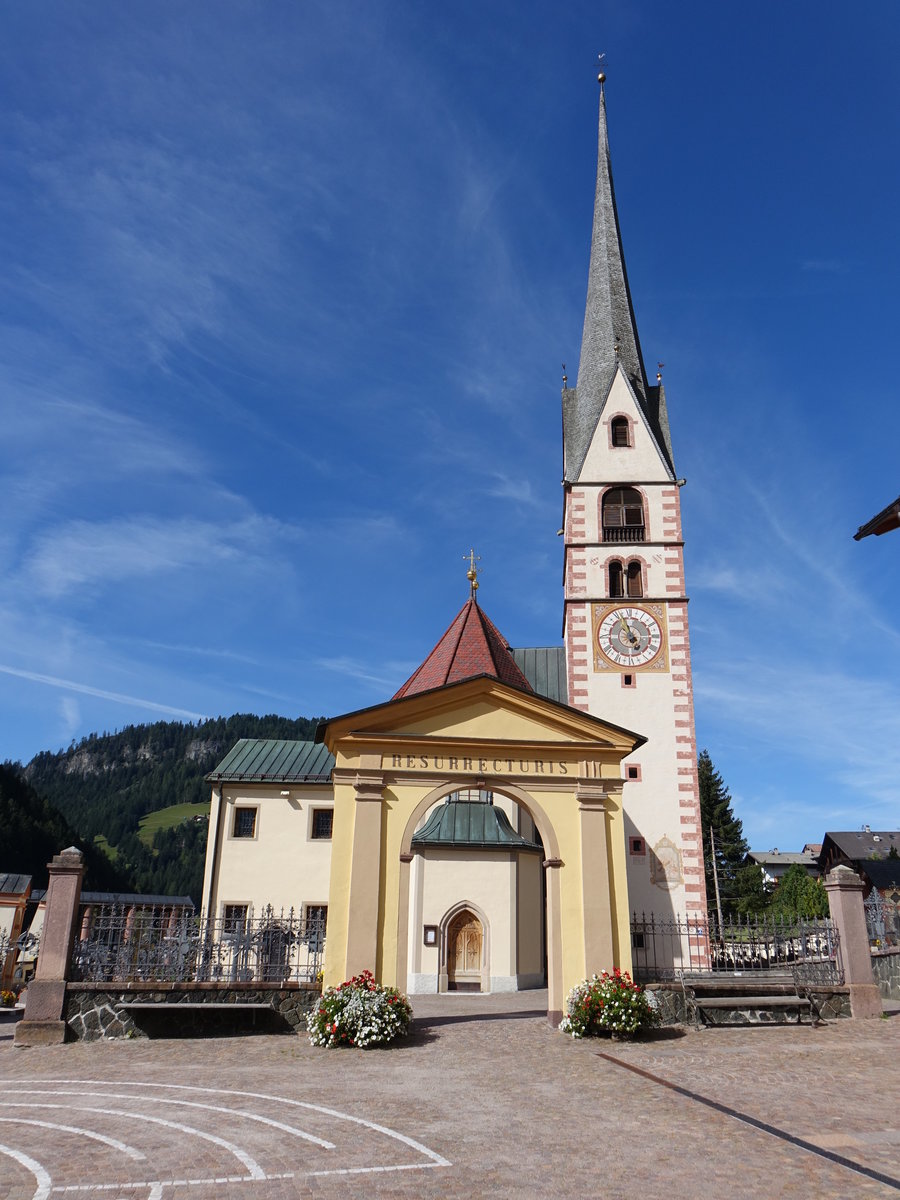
65,982,320,1042
872,950,900,1001
645,983,851,1026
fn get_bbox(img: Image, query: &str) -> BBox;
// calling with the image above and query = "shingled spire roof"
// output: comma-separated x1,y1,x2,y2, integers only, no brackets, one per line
563,84,675,480
393,598,534,700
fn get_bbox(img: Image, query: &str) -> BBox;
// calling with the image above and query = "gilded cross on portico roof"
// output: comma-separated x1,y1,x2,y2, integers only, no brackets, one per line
464,549,481,599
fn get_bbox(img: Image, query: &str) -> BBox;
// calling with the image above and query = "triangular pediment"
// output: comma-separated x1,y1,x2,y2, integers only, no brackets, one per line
320,674,644,755
576,365,675,483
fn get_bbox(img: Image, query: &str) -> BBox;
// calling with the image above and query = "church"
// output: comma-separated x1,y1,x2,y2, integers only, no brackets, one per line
200,80,706,1024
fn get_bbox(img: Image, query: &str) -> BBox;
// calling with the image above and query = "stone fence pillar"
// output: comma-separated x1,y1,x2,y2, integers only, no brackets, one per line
14,847,85,1047
824,864,882,1019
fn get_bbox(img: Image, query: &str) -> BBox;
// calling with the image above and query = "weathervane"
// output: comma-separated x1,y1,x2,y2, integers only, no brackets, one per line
464,549,481,599
657,361,665,383
598,52,607,86
562,362,567,388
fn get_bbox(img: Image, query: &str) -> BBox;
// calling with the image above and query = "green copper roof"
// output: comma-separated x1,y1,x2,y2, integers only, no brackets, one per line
207,739,334,783
510,646,567,703
411,801,542,852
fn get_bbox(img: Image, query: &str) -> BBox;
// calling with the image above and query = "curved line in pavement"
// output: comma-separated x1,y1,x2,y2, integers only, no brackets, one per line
0,1141,52,1200
28,1080,450,1168
6,1090,334,1151
0,1116,144,1160
0,1103,264,1181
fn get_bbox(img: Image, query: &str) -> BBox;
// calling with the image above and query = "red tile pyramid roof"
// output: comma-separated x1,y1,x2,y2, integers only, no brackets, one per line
393,598,534,699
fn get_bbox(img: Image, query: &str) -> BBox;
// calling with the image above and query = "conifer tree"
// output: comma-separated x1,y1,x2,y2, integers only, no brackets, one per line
698,749,754,917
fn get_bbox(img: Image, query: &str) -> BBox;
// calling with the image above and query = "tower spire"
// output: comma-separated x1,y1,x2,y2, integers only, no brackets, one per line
563,79,675,480
577,83,647,408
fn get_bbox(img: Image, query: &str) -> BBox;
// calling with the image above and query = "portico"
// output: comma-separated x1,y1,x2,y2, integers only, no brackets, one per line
318,664,643,1024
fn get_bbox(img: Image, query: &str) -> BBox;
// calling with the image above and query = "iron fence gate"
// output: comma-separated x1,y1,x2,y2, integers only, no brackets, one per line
71,904,325,984
865,890,900,950
630,911,842,986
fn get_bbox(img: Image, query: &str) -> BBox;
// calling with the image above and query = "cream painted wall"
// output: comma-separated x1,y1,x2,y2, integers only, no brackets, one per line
205,782,334,918
405,837,545,993
578,372,672,485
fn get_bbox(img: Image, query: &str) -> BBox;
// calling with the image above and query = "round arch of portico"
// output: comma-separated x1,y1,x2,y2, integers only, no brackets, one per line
395,777,564,1025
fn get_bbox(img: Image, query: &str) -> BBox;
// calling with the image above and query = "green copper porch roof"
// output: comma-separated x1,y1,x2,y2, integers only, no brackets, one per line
207,739,334,783
411,800,543,852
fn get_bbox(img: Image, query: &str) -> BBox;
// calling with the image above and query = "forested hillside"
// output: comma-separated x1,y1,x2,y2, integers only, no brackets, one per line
10,713,322,902
0,764,132,892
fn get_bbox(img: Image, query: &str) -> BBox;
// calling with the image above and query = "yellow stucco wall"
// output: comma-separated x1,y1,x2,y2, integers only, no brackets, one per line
321,677,640,1011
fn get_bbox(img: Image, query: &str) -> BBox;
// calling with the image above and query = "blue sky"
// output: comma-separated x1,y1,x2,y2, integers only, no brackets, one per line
2,1,898,851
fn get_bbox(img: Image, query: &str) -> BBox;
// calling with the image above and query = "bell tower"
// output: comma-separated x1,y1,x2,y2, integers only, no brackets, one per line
562,78,706,919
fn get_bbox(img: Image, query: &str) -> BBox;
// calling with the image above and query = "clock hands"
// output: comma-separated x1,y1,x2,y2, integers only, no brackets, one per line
618,614,640,647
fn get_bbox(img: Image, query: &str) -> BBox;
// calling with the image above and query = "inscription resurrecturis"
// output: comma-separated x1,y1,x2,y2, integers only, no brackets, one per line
389,754,569,776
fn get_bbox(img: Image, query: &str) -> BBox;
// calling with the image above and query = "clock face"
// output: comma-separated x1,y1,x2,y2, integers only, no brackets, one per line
597,606,663,668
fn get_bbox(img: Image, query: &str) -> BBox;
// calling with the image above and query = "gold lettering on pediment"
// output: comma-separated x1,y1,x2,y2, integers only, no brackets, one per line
389,752,570,776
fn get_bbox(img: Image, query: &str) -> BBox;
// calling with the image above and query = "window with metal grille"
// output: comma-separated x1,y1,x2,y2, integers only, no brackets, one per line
611,416,630,446
305,904,328,929
223,903,248,933
311,808,333,840
232,807,257,838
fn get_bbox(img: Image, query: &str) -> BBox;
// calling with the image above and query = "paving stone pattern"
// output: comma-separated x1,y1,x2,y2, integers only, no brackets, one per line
1,994,898,1199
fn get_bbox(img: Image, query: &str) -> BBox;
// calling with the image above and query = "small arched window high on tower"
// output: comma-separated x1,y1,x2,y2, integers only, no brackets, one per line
611,416,630,447
626,560,643,597
602,487,645,543
608,560,624,597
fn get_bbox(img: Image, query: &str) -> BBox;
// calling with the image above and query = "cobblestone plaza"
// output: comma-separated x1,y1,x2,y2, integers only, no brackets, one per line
1,994,898,1199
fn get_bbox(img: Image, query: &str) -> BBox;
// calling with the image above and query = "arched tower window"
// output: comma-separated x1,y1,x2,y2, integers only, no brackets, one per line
608,561,624,597
611,416,630,447
626,560,643,598
602,487,645,543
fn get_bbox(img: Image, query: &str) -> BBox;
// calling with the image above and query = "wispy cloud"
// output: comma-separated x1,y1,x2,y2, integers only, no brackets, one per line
695,662,900,814
19,514,298,599
0,664,206,722
317,656,410,691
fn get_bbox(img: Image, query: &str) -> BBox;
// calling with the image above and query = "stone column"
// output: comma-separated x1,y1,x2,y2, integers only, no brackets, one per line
15,847,85,1047
576,769,614,976
824,864,882,1019
344,755,385,980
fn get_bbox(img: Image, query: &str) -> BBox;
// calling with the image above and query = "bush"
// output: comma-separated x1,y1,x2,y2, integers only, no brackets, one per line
307,970,412,1048
559,969,657,1039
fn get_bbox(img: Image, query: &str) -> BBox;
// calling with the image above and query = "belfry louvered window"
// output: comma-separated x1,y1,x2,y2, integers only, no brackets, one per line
609,561,624,597
611,416,630,446
602,488,645,543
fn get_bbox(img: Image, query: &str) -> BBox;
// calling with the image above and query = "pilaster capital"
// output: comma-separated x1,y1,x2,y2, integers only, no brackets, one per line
353,770,385,803
575,777,607,809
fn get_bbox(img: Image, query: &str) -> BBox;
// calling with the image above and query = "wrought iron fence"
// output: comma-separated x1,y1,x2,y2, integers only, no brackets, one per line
865,890,900,950
0,926,41,986
630,911,842,985
71,904,325,985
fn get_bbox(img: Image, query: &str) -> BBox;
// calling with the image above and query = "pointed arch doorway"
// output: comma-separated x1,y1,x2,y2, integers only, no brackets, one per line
445,906,485,992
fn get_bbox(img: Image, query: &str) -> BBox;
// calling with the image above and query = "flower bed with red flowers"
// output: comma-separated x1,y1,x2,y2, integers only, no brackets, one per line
558,969,658,1039
306,970,412,1048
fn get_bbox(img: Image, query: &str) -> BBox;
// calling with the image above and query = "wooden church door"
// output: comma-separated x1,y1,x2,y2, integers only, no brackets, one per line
447,909,483,991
